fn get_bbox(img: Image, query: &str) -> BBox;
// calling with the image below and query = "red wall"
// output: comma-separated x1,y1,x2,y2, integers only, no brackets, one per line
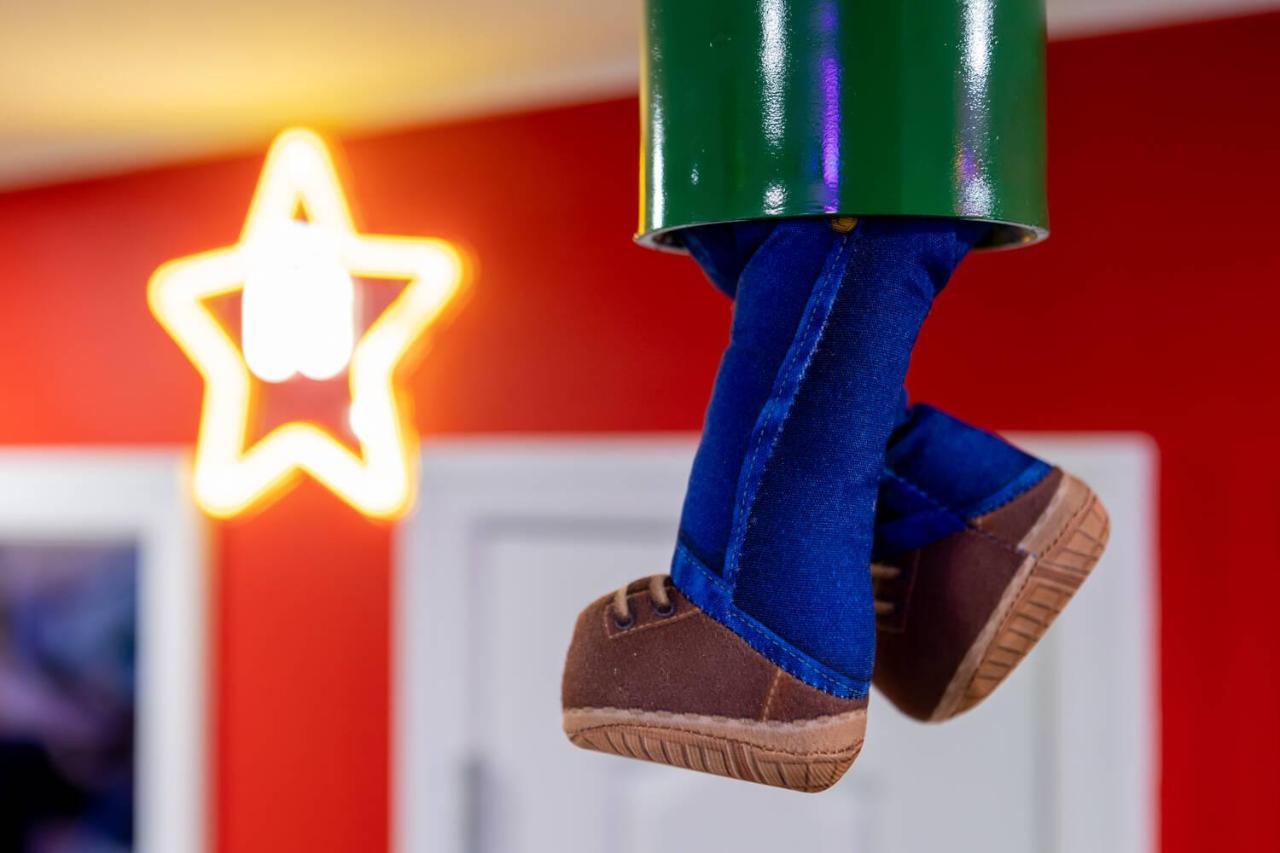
2,12,1279,852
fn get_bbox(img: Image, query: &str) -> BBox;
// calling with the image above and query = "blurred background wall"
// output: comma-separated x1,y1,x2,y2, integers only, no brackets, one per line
1,4,1279,852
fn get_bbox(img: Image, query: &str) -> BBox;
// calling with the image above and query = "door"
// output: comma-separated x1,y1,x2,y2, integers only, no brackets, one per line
396,436,1155,853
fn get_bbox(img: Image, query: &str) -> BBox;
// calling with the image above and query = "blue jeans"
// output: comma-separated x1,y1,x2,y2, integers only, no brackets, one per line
671,218,1043,698
876,401,1049,560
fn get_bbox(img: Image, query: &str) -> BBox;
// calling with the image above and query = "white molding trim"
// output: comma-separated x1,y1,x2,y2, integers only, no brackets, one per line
0,449,208,853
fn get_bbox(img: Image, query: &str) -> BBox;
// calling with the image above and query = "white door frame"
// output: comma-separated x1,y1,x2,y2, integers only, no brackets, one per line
0,449,208,853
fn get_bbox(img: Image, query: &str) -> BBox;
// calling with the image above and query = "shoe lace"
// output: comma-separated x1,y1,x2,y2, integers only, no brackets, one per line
611,567,891,626
611,575,673,628
870,563,899,616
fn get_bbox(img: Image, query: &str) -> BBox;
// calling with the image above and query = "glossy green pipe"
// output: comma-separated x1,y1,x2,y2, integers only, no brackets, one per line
639,0,1047,250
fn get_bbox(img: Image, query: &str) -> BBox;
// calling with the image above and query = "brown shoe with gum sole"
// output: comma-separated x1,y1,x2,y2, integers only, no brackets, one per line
872,468,1110,721
562,576,867,792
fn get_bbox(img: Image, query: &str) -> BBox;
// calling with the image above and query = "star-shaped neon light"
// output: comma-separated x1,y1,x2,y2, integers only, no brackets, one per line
149,128,467,519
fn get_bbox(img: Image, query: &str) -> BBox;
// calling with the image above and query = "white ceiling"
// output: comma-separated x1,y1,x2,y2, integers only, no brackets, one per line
1,0,1276,189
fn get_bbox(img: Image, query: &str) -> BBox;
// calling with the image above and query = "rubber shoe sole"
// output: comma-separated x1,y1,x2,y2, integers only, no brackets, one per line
931,473,1110,721
563,705,866,792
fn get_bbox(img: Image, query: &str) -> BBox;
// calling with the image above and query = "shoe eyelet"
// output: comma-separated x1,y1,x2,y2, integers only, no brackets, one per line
612,612,635,630
654,601,676,618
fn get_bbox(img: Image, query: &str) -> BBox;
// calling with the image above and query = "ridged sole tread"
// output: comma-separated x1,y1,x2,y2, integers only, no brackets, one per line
951,486,1110,717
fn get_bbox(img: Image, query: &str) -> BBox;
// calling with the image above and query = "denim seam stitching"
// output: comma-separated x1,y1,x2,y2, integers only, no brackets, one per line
881,469,1023,556
675,531,722,577
882,468,968,526
724,233,853,588
964,463,1051,518
673,543,868,698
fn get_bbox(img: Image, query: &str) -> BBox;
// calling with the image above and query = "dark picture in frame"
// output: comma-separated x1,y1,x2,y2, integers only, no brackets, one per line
0,543,138,852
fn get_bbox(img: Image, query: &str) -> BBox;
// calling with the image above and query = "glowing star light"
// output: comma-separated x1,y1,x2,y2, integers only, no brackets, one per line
149,128,466,519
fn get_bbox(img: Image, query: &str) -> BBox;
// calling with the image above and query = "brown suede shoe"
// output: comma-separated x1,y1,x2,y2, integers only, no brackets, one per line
562,576,867,792
872,468,1110,721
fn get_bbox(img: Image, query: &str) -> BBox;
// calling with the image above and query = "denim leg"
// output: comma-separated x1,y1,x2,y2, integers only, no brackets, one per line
683,231,1051,565
673,217,983,697
875,404,1051,559
681,221,779,299
678,222,831,576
